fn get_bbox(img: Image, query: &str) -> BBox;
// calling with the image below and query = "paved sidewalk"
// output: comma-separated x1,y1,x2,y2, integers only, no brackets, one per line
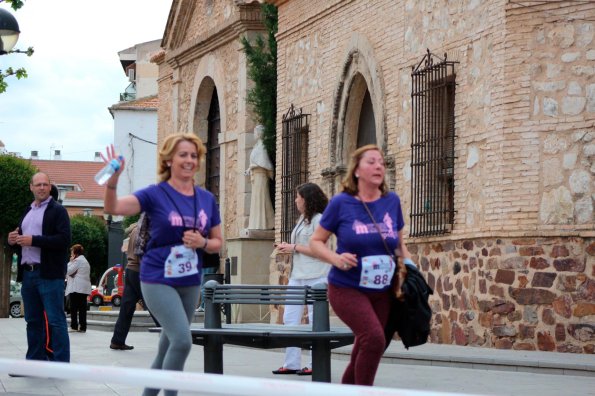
0,318,594,395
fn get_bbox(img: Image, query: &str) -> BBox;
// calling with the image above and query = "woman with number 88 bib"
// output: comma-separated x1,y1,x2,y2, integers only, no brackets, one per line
101,133,222,396
310,145,411,386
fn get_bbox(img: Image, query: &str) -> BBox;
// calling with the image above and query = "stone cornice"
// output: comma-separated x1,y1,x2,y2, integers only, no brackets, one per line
165,4,265,68
150,49,166,64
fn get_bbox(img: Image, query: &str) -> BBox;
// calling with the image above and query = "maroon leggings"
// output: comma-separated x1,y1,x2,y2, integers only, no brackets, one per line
328,283,391,385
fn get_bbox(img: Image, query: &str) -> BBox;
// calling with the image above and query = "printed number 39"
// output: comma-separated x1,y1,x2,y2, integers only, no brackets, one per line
178,261,191,273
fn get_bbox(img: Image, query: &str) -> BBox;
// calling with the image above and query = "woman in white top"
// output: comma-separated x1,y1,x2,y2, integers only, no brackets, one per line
65,244,92,332
273,183,329,376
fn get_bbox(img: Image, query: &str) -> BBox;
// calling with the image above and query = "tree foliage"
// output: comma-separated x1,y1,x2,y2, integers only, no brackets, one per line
240,4,278,164
3,0,24,10
71,215,108,285
0,0,34,94
0,154,35,317
0,154,36,237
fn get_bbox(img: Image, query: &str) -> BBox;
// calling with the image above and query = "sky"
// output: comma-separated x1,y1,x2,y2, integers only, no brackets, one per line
0,0,173,161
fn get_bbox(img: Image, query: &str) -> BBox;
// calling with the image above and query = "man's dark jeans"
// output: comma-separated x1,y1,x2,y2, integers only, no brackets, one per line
21,270,70,362
111,268,158,345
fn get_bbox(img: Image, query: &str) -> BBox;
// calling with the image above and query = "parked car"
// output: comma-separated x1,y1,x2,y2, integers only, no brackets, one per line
9,280,22,318
88,265,125,307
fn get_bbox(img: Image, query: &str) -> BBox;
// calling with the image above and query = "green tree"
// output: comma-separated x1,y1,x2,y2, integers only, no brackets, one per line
122,214,140,230
0,154,36,317
240,4,278,164
2,0,24,9
0,0,35,94
70,215,108,285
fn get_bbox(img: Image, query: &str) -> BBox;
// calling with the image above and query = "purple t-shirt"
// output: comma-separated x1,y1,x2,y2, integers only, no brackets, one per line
134,182,221,287
319,192,405,291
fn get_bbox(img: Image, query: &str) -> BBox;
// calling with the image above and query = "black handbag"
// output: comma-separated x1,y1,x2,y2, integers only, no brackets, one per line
384,265,433,349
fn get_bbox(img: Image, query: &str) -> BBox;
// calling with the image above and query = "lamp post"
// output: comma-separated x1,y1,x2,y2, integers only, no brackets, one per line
0,8,20,55
58,189,67,205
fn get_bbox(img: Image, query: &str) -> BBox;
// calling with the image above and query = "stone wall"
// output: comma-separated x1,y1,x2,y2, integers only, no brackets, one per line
273,0,594,353
410,237,594,353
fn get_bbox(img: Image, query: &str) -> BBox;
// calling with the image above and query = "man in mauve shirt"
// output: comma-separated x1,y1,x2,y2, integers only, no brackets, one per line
8,172,71,362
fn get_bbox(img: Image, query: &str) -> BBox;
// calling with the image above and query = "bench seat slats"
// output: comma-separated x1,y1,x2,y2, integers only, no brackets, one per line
194,281,355,382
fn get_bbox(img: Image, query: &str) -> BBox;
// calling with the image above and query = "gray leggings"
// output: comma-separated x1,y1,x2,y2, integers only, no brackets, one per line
141,282,199,396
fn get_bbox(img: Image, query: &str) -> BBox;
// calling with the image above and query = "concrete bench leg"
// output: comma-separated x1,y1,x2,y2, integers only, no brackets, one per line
204,336,223,374
311,340,331,382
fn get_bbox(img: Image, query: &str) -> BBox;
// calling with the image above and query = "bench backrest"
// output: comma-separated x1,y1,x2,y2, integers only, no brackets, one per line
203,280,330,331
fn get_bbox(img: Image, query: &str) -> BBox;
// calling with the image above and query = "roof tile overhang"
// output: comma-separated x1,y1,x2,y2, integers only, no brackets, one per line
30,159,105,201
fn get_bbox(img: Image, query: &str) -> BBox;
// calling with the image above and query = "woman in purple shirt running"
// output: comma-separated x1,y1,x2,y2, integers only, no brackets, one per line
310,144,412,386
101,133,222,396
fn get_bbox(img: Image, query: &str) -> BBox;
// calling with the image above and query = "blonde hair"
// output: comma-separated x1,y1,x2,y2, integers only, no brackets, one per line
157,133,206,182
340,144,388,196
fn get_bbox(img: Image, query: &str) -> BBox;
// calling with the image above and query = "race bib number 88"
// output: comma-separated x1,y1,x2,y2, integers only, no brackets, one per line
359,255,395,289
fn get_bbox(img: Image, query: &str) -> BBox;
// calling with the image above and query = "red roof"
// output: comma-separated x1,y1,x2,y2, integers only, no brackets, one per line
110,95,159,111
30,159,105,200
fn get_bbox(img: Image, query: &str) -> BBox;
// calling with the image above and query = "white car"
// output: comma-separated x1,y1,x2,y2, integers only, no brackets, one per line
10,280,22,318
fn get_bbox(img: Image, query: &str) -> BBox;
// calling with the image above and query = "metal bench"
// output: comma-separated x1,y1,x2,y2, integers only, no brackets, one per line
192,280,354,382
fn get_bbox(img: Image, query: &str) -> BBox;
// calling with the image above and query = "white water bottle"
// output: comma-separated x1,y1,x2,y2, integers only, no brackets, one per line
94,155,124,185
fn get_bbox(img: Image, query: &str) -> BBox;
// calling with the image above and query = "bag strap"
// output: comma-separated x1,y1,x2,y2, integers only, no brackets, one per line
359,199,393,258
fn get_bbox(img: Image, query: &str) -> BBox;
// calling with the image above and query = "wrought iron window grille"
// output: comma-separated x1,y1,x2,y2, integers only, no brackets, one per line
280,104,310,243
410,49,458,237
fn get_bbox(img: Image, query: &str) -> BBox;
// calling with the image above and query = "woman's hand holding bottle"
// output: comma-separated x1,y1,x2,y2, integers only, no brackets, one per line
96,144,125,186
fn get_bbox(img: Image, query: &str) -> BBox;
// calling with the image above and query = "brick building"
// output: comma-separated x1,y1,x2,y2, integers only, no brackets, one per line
157,1,593,353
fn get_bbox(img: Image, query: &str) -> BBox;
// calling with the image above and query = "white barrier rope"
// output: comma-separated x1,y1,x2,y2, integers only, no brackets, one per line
0,357,477,396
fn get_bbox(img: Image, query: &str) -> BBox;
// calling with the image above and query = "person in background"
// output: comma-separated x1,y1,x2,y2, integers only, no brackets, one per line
8,172,71,362
273,182,329,376
110,215,159,351
65,244,92,333
310,145,412,386
101,133,222,396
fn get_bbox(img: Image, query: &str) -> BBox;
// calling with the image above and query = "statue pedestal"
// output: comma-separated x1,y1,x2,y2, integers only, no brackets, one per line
226,229,274,323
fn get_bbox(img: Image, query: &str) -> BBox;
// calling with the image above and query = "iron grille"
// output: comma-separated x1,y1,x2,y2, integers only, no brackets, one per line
410,50,458,237
206,91,221,202
280,104,310,243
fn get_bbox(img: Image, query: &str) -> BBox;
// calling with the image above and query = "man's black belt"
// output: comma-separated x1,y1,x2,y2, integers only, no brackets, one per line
22,264,40,271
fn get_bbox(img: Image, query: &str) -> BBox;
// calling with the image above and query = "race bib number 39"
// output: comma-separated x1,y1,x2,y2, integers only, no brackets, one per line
165,245,199,278
359,255,395,289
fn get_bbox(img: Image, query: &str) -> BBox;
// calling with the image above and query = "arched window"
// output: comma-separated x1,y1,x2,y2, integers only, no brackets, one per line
356,89,376,147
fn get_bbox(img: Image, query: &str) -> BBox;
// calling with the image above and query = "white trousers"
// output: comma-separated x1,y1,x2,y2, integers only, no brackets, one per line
282,276,328,370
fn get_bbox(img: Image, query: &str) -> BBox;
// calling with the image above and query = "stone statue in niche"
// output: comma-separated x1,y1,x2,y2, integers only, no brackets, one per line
246,125,274,229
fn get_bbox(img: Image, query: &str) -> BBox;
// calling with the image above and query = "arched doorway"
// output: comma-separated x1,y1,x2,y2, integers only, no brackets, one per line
191,76,221,200
326,35,389,195
206,88,220,202
343,72,377,154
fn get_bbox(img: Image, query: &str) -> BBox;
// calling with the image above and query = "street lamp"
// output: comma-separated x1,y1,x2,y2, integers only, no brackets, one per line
58,189,67,205
0,8,20,55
